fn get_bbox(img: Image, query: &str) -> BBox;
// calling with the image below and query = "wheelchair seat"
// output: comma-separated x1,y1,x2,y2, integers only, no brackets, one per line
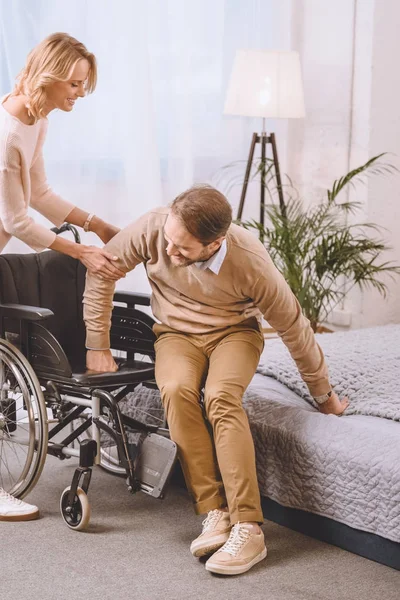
65,358,154,387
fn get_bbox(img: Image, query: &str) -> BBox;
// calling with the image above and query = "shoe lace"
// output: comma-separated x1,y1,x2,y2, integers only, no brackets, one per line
0,488,24,505
219,523,251,556
201,509,224,533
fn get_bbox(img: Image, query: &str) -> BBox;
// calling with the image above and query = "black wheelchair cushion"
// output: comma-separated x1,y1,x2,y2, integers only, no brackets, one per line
0,251,86,367
71,357,155,386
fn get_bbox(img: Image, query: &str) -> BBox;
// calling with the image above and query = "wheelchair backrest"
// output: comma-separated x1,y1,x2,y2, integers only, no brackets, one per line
0,251,86,369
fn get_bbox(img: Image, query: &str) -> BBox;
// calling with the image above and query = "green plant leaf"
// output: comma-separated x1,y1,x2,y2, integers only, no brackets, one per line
236,154,400,326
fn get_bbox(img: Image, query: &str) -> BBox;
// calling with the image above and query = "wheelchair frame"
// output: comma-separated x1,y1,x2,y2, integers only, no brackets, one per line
0,249,176,530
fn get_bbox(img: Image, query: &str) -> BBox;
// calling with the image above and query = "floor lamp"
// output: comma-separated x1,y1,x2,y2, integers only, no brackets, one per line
224,50,305,230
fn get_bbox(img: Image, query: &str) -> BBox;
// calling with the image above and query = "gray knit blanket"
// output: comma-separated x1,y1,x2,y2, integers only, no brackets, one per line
256,324,400,422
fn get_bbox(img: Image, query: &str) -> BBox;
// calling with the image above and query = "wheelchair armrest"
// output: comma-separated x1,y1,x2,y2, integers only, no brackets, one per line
0,303,54,321
113,291,151,307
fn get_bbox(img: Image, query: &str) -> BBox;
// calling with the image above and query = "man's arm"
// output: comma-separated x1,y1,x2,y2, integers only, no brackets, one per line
83,213,151,371
250,257,348,415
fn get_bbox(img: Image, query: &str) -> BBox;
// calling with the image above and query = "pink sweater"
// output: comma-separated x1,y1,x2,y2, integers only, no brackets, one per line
0,97,75,252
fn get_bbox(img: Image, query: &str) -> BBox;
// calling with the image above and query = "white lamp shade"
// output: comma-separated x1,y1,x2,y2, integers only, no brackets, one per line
224,49,305,119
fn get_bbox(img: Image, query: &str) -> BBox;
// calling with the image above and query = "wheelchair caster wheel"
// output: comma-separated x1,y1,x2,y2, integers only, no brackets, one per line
60,486,91,531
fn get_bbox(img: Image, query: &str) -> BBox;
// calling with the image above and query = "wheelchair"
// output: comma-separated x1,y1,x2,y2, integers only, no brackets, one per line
0,243,177,530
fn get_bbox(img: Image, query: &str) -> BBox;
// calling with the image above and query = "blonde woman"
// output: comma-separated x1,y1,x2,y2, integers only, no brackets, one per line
0,33,124,521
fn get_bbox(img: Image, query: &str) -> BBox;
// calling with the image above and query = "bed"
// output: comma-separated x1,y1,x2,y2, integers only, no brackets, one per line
125,324,400,570
244,374,400,569
243,324,400,570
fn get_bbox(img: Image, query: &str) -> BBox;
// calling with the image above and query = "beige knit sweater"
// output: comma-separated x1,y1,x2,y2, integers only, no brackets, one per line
83,207,331,397
0,97,75,252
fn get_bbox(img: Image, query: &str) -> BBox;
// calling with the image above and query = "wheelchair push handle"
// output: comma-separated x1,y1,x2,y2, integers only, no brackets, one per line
51,223,81,244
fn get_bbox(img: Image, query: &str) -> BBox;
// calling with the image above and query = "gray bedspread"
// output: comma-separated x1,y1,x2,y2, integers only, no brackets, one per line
256,324,400,421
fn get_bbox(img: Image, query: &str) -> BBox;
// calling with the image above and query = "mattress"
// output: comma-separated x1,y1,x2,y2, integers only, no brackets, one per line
243,374,400,544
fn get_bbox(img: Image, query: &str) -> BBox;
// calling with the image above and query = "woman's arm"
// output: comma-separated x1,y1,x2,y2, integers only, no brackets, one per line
52,208,124,279
1,148,124,280
64,207,120,244
1,147,58,251
29,137,122,278
30,149,76,228
49,234,125,280
30,148,120,245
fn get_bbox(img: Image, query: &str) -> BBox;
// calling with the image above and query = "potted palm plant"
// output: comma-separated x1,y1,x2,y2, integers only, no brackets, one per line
236,154,400,331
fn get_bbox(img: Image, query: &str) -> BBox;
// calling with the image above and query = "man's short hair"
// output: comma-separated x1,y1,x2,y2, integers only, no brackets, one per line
170,184,232,245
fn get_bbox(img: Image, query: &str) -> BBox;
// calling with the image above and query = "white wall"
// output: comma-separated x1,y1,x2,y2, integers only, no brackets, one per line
355,0,400,326
286,0,400,328
288,0,355,203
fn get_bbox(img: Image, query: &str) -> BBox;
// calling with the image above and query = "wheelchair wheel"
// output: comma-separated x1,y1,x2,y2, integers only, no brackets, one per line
60,486,90,531
0,338,48,498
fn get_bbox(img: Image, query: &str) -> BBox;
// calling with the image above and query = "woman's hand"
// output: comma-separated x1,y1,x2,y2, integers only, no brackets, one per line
49,225,124,280
77,244,125,281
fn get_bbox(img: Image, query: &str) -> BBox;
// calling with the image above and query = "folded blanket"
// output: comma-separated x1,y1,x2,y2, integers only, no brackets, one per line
257,324,400,421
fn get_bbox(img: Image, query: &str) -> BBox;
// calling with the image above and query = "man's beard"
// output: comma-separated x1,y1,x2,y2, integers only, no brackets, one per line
170,256,199,268
170,249,212,268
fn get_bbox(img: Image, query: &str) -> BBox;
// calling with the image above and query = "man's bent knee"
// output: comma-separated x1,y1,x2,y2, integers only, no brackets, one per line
158,380,202,409
204,388,246,426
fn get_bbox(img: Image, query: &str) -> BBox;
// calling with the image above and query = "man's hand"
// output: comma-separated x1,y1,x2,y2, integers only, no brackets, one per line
317,391,349,416
86,349,118,373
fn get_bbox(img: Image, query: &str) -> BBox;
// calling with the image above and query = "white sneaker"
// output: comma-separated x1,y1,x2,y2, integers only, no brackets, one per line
190,509,231,557
205,523,267,575
0,488,39,521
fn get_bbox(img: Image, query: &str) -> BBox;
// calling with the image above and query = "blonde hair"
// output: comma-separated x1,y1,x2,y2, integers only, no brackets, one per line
13,32,97,120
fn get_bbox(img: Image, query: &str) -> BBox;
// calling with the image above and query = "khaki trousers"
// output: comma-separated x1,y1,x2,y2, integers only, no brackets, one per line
154,317,264,524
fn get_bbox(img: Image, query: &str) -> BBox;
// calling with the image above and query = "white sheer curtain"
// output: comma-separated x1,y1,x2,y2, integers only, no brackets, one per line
0,0,291,291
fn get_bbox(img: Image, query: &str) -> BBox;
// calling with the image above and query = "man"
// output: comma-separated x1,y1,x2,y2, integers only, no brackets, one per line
84,185,348,576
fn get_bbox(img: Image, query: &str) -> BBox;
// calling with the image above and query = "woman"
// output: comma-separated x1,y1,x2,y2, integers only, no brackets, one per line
0,33,124,521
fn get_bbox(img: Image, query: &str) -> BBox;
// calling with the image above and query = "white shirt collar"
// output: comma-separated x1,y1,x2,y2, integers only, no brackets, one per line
194,239,227,275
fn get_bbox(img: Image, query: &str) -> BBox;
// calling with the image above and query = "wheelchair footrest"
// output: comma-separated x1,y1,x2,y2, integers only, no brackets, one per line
135,433,178,499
